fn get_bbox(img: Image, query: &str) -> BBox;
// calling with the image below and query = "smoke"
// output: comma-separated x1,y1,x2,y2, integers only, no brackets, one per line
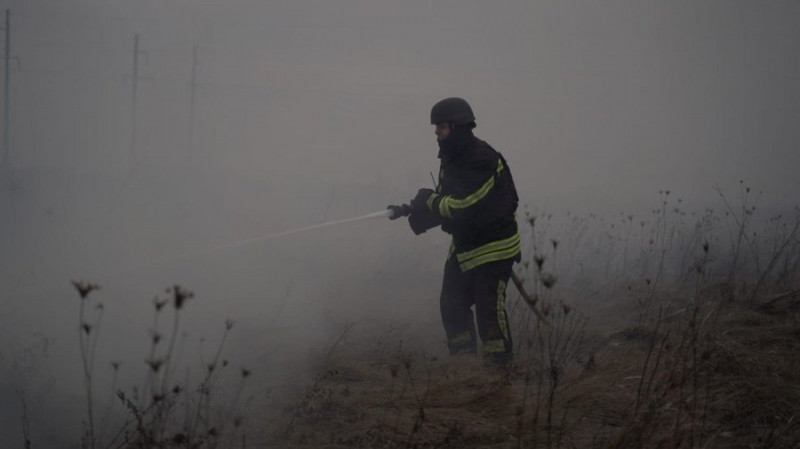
1,0,799,445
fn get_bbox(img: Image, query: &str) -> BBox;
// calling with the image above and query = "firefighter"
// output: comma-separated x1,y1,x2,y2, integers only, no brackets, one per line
389,97,521,370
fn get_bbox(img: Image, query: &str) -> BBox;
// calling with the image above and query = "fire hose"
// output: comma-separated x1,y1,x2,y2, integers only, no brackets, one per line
169,204,548,325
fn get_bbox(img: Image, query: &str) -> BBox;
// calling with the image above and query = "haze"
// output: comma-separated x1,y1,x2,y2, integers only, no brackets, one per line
1,0,798,445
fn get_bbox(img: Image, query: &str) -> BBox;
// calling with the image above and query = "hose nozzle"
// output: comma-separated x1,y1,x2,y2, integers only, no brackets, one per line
387,204,414,220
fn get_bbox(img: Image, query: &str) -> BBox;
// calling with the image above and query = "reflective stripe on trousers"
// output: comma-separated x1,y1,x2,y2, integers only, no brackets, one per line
440,257,514,360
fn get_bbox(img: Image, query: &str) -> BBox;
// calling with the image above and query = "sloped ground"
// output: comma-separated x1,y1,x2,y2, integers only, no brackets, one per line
250,288,800,448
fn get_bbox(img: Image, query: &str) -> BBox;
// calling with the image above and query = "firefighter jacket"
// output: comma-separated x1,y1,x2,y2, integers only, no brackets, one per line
410,128,521,271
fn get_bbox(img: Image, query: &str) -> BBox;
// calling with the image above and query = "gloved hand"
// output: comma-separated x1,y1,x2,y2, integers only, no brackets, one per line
408,205,443,235
410,188,435,211
387,204,413,220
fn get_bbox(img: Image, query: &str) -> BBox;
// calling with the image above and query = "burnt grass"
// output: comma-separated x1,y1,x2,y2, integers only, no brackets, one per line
255,288,800,449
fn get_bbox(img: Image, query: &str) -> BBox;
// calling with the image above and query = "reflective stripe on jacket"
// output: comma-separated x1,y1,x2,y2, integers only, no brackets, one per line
428,134,520,271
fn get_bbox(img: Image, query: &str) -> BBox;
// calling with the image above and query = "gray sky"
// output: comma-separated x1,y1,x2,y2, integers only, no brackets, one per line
1,0,799,443
6,0,799,210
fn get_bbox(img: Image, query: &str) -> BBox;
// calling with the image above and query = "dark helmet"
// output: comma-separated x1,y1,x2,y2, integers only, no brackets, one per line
430,97,475,125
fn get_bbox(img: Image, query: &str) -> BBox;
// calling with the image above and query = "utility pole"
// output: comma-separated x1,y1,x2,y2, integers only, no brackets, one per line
130,33,145,161
130,33,139,159
128,34,151,165
188,44,197,168
2,10,11,166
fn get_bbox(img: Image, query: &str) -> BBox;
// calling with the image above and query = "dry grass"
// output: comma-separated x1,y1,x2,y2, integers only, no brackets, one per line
251,288,800,449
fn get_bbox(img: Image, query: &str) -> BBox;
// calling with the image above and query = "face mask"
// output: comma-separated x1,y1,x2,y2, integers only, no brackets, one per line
437,125,472,159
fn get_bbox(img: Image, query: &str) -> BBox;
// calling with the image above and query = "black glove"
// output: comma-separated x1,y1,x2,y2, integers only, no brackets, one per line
410,188,435,211
387,204,412,220
408,207,442,235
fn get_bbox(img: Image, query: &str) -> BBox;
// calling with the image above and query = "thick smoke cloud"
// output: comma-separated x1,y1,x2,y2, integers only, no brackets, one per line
1,0,798,445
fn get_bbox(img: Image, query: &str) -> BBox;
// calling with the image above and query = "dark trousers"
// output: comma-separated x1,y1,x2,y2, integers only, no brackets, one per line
440,257,514,365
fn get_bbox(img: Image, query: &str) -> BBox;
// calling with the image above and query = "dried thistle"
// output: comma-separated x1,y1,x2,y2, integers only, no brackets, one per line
71,280,100,300
562,303,572,315
146,359,163,373
225,318,235,330
168,285,194,310
534,255,545,271
541,273,557,289
81,323,92,335
153,297,168,312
